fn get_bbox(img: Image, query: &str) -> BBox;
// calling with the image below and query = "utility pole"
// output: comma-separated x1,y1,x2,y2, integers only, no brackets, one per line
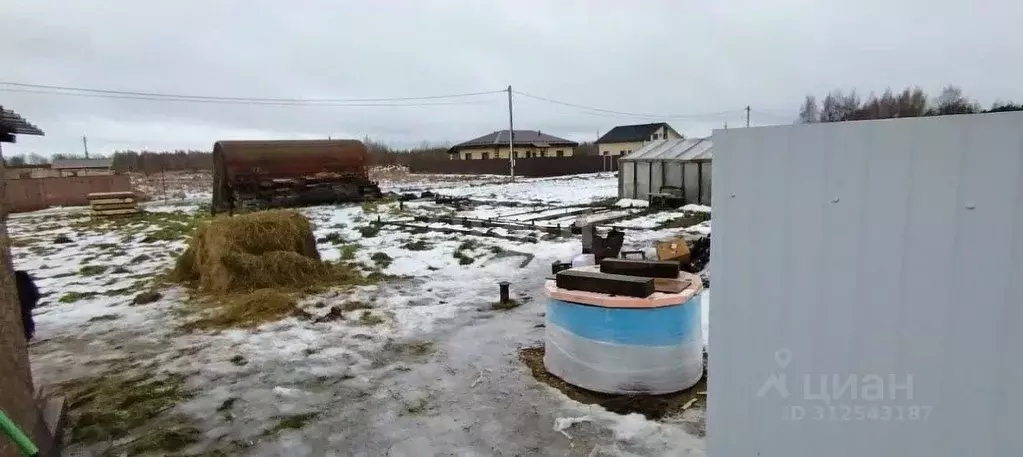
82,135,89,159
507,85,515,181
745,106,751,128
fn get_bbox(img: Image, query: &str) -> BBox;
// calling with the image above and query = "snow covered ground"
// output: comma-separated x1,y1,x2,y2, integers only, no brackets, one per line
15,173,710,456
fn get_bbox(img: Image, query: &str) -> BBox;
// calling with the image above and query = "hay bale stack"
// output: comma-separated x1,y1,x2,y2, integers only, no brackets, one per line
173,210,335,293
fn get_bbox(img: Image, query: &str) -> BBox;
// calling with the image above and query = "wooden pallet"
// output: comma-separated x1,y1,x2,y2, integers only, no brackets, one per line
88,191,140,217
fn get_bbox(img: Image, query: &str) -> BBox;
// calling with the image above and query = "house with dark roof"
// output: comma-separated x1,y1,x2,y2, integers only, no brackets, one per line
595,122,682,157
448,130,579,160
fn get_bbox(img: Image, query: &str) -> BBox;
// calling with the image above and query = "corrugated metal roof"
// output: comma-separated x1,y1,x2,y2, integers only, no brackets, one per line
596,123,672,143
0,106,44,137
619,137,712,162
450,130,578,151
51,158,113,169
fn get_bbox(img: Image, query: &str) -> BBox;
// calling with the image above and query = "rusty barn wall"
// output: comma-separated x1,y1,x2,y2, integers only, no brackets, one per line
406,155,618,177
5,175,133,213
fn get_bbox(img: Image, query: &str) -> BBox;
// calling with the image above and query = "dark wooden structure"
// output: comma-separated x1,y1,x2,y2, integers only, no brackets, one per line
211,139,382,214
1,106,63,457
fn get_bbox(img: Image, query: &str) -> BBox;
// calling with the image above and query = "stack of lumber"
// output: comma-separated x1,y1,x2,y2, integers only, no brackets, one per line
554,259,691,298
87,191,140,217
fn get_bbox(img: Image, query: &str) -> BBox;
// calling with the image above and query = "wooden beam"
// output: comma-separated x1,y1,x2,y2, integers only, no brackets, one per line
555,270,654,298
599,258,680,278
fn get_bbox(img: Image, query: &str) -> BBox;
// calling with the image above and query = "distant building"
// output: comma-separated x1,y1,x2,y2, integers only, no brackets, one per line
50,158,114,177
448,130,579,160
596,122,683,157
4,164,58,180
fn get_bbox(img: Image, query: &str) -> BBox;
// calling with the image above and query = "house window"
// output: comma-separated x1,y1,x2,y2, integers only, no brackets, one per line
540,151,546,158
556,150,564,157
464,153,471,160
603,151,610,156
482,152,490,160
513,151,519,158
619,150,626,155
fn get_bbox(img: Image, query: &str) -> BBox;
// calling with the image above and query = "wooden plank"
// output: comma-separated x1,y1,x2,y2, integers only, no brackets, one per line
653,278,692,293
87,191,135,199
91,202,140,211
599,258,680,278
555,269,654,298
88,197,136,205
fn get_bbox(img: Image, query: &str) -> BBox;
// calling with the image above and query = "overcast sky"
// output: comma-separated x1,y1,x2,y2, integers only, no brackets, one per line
2,0,1020,156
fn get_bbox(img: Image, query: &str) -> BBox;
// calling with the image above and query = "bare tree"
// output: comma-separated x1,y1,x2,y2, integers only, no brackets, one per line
931,85,979,115
798,96,819,123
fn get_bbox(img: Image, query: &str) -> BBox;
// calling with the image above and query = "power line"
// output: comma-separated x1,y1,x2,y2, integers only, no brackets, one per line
512,90,743,120
0,81,505,105
0,87,497,107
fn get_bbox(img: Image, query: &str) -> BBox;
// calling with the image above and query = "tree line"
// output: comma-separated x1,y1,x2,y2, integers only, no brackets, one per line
799,85,1023,123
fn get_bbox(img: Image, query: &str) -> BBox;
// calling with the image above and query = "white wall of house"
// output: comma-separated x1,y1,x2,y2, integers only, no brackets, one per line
450,145,575,160
598,125,681,156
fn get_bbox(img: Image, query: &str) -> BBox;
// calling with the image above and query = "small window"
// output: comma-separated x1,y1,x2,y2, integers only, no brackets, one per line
464,153,471,160
513,151,519,158
482,152,490,160
540,151,546,158
556,150,564,157
619,150,626,155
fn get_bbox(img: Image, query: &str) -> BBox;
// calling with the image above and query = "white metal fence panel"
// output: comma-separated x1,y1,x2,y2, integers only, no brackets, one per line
621,161,635,199
709,112,1023,457
683,163,700,203
635,162,651,200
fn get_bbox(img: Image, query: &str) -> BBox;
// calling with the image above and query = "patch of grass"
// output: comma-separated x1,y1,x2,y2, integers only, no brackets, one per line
340,244,360,260
94,242,120,251
370,252,393,268
358,225,381,238
58,372,192,445
361,200,381,213
87,314,121,322
10,237,36,247
656,210,712,229
457,239,480,251
29,246,52,256
79,264,109,276
125,425,202,455
132,290,163,305
269,412,319,434
53,234,73,244
358,310,385,326
130,253,152,263
321,232,346,245
342,301,372,311
111,265,131,274
51,271,77,279
491,299,521,311
453,250,475,265
489,245,504,254
182,290,299,331
400,239,433,251
59,291,98,303
229,355,247,366
518,347,707,420
217,397,237,413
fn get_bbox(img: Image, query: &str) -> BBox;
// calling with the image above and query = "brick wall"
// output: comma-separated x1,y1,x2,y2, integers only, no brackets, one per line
406,155,618,177
5,174,132,213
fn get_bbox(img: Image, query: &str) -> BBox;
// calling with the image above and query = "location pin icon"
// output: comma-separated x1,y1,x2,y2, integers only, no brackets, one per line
775,349,792,368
